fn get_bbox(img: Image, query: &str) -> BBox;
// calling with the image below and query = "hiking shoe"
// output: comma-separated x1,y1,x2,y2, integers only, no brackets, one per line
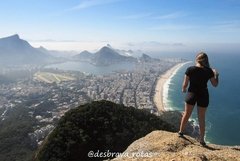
178,131,184,137
200,141,206,146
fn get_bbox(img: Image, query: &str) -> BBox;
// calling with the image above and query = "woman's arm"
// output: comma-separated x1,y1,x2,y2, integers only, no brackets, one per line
182,75,189,93
210,69,219,87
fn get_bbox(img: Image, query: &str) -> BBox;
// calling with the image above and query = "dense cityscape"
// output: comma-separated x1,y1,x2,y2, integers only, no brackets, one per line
0,58,183,145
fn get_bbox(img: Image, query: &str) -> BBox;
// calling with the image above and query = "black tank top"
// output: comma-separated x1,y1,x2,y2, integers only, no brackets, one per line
185,66,214,92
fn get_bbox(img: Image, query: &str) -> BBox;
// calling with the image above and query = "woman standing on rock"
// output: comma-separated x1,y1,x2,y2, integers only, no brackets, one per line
178,52,219,146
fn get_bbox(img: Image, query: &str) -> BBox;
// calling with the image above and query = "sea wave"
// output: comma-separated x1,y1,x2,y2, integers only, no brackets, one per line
163,62,191,111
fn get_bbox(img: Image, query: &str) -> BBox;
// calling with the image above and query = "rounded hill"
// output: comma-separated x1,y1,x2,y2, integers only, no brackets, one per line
34,100,176,161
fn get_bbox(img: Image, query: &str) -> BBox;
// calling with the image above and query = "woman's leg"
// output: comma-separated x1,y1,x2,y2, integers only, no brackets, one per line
179,103,194,133
197,106,207,143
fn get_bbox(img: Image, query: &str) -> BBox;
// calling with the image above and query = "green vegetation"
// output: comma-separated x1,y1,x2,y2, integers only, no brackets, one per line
0,99,58,161
0,106,36,161
34,100,177,161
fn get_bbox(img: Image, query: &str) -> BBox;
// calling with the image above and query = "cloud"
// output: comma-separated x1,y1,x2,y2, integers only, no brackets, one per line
153,12,186,20
148,24,195,31
29,39,78,43
119,11,185,20
69,0,121,11
120,12,153,19
137,41,185,46
123,41,186,52
211,20,240,33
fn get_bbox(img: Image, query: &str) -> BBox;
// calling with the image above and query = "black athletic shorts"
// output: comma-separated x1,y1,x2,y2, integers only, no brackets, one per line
185,90,209,107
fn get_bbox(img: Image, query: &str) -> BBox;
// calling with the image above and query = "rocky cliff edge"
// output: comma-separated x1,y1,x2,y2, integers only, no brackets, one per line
112,130,240,161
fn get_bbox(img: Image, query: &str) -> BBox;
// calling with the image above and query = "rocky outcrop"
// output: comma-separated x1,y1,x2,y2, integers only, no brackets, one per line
112,130,240,161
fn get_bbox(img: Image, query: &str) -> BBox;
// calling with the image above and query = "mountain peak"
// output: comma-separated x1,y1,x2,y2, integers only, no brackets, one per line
11,34,20,39
73,50,93,60
141,53,151,59
97,46,117,55
39,46,45,49
101,46,112,51
7,34,20,40
92,46,137,65
0,34,51,65
80,50,92,54
106,44,113,48
0,34,21,42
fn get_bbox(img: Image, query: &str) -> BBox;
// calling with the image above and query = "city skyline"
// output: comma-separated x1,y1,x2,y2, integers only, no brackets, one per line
1,0,240,52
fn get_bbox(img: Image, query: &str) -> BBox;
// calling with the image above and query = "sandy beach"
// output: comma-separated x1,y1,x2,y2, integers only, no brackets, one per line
154,62,189,112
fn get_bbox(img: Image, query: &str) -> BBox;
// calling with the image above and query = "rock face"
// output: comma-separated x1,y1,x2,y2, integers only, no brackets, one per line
112,130,240,161
0,34,52,65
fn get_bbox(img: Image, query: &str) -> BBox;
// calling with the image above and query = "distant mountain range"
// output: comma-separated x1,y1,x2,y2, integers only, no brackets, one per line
0,34,154,66
72,44,156,66
0,34,55,65
73,45,138,66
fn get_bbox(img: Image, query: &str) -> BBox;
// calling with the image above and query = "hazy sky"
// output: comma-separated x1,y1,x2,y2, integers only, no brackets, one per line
1,0,240,52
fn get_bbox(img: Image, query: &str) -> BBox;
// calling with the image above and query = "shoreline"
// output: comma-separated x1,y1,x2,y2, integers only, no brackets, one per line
153,62,190,112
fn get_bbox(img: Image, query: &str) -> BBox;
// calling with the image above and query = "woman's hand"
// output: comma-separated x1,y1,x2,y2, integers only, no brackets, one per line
212,68,219,77
210,68,219,87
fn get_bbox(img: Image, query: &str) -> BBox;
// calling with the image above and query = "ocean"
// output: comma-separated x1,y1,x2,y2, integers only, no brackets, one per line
165,53,240,146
